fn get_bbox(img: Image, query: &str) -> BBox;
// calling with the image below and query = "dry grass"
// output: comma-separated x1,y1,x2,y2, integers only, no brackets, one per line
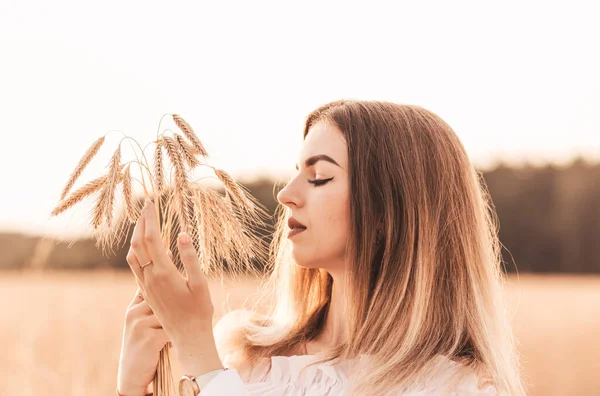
0,272,598,396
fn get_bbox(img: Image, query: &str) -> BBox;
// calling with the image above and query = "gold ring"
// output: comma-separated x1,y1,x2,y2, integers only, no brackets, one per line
140,260,153,269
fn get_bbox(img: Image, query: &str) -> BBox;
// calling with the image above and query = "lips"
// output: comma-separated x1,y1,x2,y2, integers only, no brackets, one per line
287,217,307,238
288,217,307,230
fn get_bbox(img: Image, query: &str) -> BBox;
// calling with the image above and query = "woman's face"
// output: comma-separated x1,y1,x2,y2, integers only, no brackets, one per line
277,120,350,273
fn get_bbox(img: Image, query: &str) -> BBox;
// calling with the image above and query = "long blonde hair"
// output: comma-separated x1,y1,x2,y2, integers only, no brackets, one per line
214,100,526,395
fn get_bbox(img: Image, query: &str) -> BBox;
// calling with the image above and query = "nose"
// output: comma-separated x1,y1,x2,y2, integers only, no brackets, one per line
276,178,303,208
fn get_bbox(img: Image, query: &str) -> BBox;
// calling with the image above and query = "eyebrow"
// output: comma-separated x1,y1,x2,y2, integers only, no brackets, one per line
295,154,341,171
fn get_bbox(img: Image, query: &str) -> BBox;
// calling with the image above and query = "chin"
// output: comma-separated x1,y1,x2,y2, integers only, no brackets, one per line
290,248,337,271
290,248,320,269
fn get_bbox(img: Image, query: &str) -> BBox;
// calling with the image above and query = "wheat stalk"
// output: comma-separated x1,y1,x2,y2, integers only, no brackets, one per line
59,136,105,200
154,139,165,195
172,114,208,157
52,114,271,396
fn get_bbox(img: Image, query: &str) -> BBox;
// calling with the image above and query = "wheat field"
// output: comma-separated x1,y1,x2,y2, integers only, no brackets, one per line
1,272,599,395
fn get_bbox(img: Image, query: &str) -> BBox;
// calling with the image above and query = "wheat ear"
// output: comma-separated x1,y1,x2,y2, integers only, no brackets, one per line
59,136,105,200
194,187,219,271
52,165,126,217
93,147,121,228
214,168,255,212
162,136,194,233
122,165,138,223
172,114,208,157
174,133,200,168
52,174,109,216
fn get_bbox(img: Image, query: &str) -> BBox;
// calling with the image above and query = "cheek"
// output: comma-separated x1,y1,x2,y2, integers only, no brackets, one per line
316,189,350,242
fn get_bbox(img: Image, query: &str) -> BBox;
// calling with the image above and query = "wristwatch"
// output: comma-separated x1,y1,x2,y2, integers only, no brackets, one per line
178,368,228,396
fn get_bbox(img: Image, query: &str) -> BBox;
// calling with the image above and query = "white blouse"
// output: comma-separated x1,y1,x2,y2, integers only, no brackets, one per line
198,353,498,395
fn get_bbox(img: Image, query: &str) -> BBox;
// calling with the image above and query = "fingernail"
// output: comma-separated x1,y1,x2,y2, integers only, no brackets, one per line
178,232,191,245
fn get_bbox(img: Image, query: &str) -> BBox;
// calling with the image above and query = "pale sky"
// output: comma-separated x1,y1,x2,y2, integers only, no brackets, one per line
0,0,598,238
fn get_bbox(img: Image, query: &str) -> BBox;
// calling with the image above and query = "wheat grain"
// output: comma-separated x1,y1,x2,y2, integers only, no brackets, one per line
174,133,200,168
59,136,105,200
172,114,208,157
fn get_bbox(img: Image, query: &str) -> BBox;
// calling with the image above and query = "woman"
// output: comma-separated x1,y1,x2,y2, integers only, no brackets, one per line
116,100,526,395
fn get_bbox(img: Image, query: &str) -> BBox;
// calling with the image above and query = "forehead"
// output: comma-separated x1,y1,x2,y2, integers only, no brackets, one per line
300,121,348,167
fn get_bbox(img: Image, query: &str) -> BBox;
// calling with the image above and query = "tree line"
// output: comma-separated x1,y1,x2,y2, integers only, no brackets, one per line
2,158,599,273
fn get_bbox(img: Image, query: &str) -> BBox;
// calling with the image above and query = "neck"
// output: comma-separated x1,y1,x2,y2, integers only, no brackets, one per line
314,271,346,349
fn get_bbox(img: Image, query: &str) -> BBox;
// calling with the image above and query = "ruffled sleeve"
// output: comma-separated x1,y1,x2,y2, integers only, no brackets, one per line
199,354,348,396
198,353,497,396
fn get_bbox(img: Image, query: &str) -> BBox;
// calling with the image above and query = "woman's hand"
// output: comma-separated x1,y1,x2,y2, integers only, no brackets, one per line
117,290,170,395
126,199,224,377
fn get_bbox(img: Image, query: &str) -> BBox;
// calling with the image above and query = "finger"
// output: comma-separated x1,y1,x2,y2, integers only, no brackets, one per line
129,298,154,316
178,231,206,289
129,289,152,312
138,313,164,329
129,288,144,305
130,205,152,271
150,328,170,350
126,248,144,283
142,199,173,274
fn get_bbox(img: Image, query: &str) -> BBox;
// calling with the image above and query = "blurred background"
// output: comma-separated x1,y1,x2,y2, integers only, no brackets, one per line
1,1,599,395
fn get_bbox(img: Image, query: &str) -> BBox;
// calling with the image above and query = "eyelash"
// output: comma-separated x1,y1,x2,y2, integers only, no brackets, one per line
308,177,334,187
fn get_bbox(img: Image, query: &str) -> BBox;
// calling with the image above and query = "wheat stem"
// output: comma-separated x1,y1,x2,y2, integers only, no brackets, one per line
154,139,165,195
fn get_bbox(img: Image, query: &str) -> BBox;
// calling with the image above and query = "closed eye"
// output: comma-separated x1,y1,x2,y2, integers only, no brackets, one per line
308,177,334,187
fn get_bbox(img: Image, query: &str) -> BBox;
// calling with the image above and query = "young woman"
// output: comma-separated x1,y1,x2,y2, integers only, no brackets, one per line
117,100,526,395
